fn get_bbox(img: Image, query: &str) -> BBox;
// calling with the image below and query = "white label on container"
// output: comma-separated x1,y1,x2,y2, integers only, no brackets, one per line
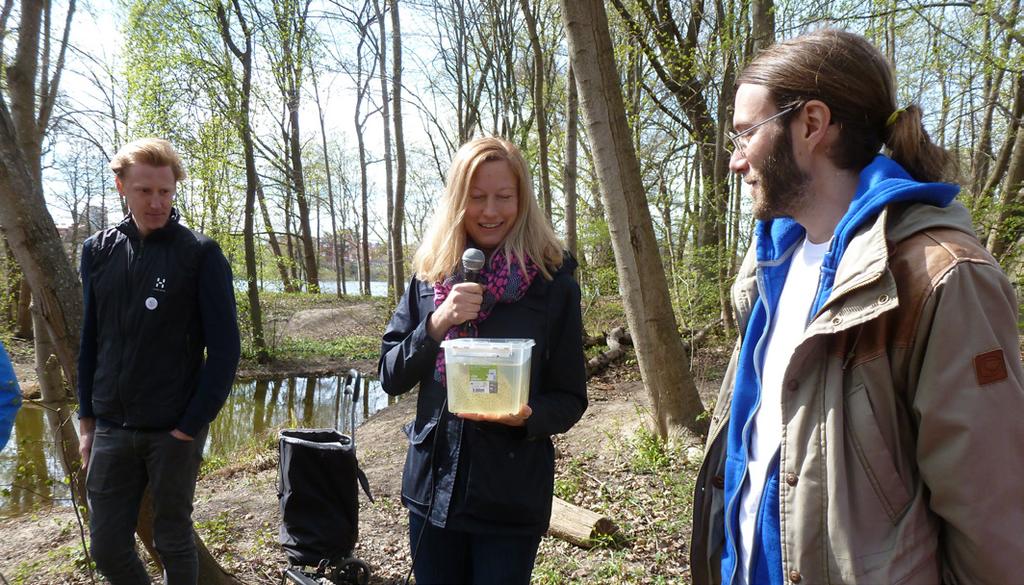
469,365,498,394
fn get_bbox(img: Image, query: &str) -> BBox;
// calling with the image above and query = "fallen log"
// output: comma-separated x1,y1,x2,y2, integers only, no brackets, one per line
685,317,723,349
583,317,724,379
582,332,606,349
547,496,621,548
585,326,629,377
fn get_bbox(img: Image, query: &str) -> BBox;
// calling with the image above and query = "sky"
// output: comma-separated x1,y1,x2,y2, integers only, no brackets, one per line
45,0,447,241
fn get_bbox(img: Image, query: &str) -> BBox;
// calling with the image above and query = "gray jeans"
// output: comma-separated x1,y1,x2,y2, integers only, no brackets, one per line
86,422,208,585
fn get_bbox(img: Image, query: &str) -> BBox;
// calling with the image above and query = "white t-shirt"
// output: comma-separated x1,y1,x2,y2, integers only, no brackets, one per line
737,236,829,584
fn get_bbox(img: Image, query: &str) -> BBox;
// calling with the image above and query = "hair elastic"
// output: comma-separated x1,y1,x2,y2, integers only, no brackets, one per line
886,108,905,128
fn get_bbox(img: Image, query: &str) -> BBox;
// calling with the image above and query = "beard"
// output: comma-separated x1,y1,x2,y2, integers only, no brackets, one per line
751,128,812,221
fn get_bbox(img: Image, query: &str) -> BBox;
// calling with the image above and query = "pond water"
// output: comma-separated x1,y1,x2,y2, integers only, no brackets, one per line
235,279,390,298
0,374,397,518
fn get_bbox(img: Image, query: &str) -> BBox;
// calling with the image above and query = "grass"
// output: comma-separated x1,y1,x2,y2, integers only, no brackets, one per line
196,511,237,550
553,456,587,501
236,290,389,362
581,294,628,336
195,511,245,567
533,557,583,584
256,289,380,310
535,421,700,584
271,335,379,360
10,541,92,584
629,421,673,474
200,427,279,477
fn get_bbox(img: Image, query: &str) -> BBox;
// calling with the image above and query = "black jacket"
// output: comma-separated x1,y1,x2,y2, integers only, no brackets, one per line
77,212,241,436
379,253,587,534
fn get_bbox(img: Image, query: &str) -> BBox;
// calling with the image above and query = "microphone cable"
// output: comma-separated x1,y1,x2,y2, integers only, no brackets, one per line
404,398,448,585
405,252,482,584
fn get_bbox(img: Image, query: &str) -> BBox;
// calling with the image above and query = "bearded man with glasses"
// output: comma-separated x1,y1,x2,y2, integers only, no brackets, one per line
691,29,1024,585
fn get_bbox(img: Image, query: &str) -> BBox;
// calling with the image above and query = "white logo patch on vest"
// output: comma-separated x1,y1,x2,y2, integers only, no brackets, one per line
154,277,167,293
145,297,158,310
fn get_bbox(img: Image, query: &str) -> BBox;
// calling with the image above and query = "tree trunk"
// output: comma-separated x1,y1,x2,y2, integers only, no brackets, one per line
0,0,82,399
518,0,552,219
256,181,294,291
312,71,342,299
15,278,33,339
750,0,775,55
562,0,708,440
585,326,629,378
268,0,319,293
2,5,248,579
968,13,1012,203
548,496,620,549
608,0,730,255
987,90,1024,261
339,223,348,295
2,239,17,328
288,92,320,293
354,79,371,296
565,63,579,262
353,200,365,290
239,89,267,363
283,184,300,285
216,0,267,363
359,129,371,296
30,304,86,508
337,162,350,297
373,0,397,299
390,0,407,299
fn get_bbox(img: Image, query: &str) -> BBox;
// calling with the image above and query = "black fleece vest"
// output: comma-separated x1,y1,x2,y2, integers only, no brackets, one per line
86,218,209,429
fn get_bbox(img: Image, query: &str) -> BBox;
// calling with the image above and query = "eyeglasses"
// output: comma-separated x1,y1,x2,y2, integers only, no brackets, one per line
725,104,799,156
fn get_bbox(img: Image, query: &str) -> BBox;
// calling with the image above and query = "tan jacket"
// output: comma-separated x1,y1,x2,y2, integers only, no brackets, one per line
691,203,1024,585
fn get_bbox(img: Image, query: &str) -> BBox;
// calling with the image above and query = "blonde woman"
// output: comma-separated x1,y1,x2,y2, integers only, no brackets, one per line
379,136,587,583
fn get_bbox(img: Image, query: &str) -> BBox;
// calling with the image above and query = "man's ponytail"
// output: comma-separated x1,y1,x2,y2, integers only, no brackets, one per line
882,104,959,184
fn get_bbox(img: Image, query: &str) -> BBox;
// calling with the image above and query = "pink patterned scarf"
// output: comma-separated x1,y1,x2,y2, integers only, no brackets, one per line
433,250,539,383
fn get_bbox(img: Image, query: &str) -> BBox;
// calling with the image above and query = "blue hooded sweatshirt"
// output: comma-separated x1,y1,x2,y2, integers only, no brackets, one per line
720,155,960,584
0,340,21,451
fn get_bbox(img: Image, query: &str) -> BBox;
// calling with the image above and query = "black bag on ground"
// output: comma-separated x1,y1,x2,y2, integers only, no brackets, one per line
278,428,373,566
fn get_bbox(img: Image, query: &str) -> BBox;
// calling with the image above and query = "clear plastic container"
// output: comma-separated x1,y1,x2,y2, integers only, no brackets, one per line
441,338,535,415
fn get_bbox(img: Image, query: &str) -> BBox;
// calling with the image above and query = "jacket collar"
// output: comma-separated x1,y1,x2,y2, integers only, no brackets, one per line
116,208,182,241
735,200,978,337
823,206,891,308
736,156,961,330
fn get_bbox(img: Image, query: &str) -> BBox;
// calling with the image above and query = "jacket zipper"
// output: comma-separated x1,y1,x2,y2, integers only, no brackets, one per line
723,268,774,585
117,237,144,427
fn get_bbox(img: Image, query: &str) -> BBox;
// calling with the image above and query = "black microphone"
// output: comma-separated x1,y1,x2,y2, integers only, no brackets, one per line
462,248,485,284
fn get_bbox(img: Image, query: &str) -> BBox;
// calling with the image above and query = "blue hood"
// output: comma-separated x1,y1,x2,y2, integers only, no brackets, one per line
754,155,959,316
0,341,21,451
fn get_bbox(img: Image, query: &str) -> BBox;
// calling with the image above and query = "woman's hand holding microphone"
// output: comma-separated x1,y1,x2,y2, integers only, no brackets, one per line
427,282,483,342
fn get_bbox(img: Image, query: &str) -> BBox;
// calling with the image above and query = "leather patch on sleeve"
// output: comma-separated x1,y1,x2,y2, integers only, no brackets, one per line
974,349,1008,386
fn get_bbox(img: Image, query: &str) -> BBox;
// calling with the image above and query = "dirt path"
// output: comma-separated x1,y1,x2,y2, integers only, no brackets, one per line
281,304,380,341
237,301,385,380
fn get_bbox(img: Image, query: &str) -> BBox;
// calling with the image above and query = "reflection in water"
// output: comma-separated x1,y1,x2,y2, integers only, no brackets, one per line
208,376,395,460
1,375,396,517
0,404,72,517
